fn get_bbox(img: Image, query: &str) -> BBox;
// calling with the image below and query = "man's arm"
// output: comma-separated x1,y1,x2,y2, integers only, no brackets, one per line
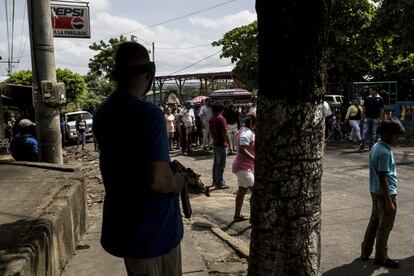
146,161,184,194
378,171,395,212
379,107,385,121
361,106,365,122
200,107,205,127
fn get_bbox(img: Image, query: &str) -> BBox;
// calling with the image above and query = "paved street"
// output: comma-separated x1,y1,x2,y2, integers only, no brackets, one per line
62,142,414,275
172,143,414,275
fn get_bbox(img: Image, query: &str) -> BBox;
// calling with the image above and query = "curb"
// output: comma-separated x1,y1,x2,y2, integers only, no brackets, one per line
0,160,80,172
0,177,87,276
192,221,250,259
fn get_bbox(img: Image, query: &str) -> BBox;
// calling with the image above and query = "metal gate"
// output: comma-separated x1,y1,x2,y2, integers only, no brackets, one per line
353,81,398,105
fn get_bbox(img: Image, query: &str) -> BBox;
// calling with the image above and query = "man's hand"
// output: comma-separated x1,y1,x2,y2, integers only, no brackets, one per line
173,171,185,193
147,161,183,194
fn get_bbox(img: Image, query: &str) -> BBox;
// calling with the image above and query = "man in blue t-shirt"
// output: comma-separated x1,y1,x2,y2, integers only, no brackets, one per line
93,42,184,276
10,119,38,162
360,120,405,269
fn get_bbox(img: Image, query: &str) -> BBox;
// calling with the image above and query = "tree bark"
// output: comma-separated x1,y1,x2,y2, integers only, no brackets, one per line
248,1,330,275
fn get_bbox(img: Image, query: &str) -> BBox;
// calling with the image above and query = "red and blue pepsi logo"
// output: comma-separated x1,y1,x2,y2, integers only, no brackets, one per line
71,17,84,29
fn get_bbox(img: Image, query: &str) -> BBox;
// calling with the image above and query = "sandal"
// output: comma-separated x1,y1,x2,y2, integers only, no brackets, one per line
233,215,249,222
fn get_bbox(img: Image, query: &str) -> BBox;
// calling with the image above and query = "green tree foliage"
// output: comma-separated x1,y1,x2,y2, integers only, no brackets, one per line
373,0,414,55
327,0,376,83
6,69,87,105
213,0,414,96
56,68,88,104
212,21,258,90
368,0,414,95
84,72,114,98
88,35,139,79
6,70,32,85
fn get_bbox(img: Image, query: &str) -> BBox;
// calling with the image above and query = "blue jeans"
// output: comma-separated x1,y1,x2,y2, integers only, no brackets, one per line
361,118,379,147
213,146,227,186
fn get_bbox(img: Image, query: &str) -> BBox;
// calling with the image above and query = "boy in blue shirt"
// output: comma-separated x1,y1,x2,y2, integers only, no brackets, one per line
360,120,405,269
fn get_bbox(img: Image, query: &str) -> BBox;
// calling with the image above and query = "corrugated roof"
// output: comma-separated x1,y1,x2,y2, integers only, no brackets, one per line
0,76,9,83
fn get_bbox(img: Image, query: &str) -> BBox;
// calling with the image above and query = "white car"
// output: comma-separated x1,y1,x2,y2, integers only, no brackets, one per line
64,111,93,141
324,95,344,109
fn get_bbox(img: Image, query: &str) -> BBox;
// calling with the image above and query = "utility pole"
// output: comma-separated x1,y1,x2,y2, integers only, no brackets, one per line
152,42,156,104
27,0,63,164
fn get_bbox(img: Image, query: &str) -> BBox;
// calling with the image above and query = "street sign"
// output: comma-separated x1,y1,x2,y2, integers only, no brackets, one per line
51,4,91,38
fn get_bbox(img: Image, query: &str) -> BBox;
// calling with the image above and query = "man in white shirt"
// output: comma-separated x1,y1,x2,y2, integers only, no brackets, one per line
200,98,213,150
179,100,195,155
323,101,333,138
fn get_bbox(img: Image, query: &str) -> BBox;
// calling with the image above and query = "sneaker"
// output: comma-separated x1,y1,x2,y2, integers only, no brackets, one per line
215,184,230,189
359,145,365,152
374,258,400,269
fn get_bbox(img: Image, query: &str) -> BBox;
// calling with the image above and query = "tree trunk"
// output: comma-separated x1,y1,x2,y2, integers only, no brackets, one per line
248,1,330,276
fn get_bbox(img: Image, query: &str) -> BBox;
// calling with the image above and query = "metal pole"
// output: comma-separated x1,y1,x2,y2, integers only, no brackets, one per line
152,42,156,104
27,0,63,164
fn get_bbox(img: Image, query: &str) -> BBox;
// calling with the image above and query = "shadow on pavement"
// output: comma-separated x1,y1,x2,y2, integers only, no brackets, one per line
323,256,414,276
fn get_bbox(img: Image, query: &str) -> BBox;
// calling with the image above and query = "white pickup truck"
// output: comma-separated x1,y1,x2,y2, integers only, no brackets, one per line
64,111,93,141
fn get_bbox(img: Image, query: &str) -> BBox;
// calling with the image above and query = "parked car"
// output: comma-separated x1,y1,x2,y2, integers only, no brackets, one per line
324,94,344,109
64,111,93,141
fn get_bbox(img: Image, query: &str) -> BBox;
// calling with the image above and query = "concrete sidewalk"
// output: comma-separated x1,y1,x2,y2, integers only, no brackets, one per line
174,144,414,276
0,162,87,275
62,205,209,276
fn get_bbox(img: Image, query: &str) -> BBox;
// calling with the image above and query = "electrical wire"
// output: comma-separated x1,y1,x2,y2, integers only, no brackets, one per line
156,46,216,63
18,0,239,56
97,0,238,42
157,43,212,50
169,49,222,75
16,0,27,62
5,0,11,67
11,0,16,71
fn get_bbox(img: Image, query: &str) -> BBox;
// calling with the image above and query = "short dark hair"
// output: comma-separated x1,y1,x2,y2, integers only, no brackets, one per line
370,86,380,92
113,42,150,80
378,120,405,135
244,114,256,128
212,104,224,114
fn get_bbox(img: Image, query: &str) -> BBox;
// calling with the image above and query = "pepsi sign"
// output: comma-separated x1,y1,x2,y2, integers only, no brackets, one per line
51,4,90,38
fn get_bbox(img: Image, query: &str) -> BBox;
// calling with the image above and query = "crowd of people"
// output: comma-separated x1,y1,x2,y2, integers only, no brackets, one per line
323,86,399,152
0,41,407,274
159,97,257,156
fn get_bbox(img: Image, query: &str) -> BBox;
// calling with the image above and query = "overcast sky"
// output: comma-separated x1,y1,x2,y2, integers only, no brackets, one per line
0,0,256,77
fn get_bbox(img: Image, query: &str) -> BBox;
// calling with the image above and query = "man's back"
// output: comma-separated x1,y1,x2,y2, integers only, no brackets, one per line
10,134,38,161
93,91,183,259
369,140,397,196
210,114,227,147
200,105,213,124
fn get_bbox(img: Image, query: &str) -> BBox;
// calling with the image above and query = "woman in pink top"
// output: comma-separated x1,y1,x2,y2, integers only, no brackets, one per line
232,114,255,222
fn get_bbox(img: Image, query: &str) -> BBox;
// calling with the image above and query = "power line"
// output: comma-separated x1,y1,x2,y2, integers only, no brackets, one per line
11,0,15,70
19,0,238,56
170,49,222,75
98,0,238,42
157,43,212,50
5,0,11,66
156,47,216,63
16,0,27,62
